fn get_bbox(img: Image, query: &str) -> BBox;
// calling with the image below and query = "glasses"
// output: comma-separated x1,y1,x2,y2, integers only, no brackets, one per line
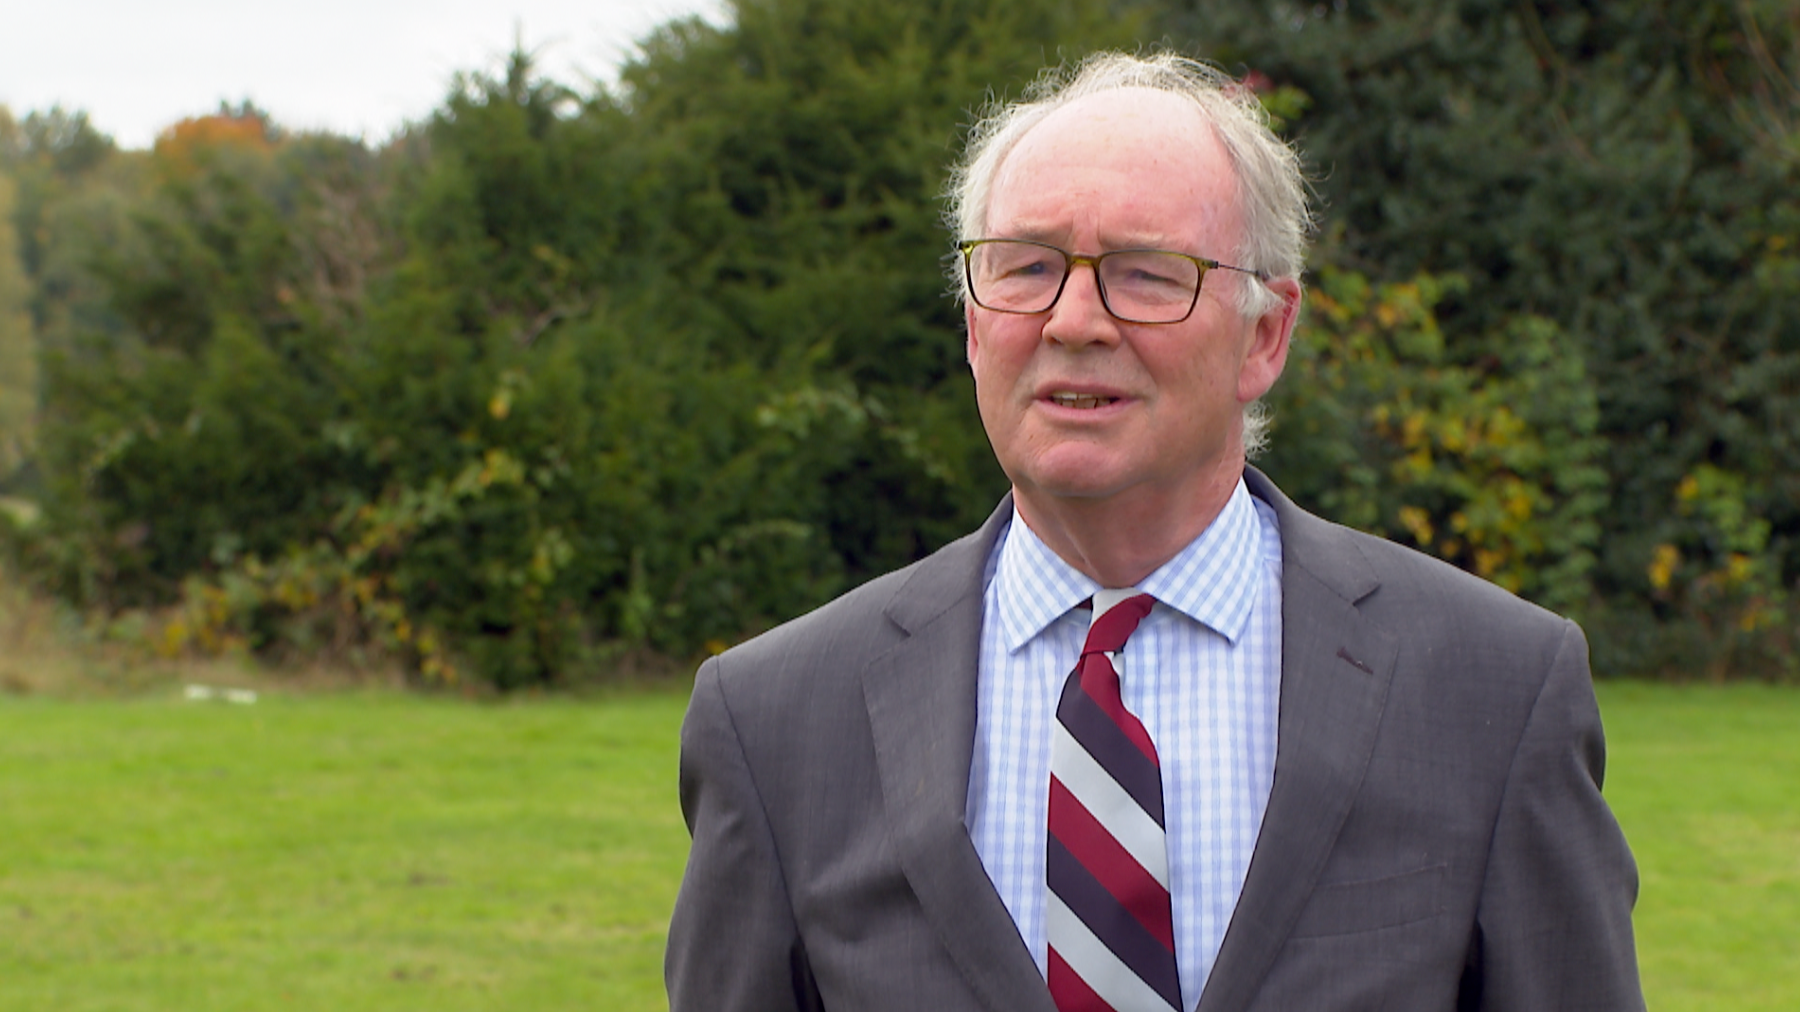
959,238,1268,325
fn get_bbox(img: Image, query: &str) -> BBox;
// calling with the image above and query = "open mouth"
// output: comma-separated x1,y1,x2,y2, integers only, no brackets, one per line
1047,393,1119,409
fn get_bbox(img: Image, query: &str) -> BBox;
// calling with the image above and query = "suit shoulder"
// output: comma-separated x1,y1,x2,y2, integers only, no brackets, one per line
1283,509,1580,676
1357,530,1561,622
1279,512,1591,742
1252,468,1568,637
712,561,918,680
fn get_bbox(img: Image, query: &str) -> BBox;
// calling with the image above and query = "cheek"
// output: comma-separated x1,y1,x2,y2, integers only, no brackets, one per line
969,317,1037,384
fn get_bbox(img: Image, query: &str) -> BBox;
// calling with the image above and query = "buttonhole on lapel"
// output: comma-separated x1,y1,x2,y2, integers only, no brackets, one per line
1336,647,1374,675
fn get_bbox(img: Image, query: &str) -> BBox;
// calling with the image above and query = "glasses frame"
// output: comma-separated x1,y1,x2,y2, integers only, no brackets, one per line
958,238,1270,325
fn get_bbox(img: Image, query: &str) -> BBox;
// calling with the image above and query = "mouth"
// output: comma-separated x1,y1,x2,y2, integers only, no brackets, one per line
1046,392,1120,410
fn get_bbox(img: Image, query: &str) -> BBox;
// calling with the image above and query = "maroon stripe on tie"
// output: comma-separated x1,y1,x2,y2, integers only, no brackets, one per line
1048,945,1115,1012
1075,653,1159,764
1083,594,1156,654
1048,777,1176,949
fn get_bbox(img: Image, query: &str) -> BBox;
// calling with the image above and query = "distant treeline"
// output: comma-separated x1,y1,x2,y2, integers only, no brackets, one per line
1,0,1795,686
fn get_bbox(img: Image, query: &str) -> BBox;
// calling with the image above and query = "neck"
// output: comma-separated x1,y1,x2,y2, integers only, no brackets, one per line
1012,455,1245,588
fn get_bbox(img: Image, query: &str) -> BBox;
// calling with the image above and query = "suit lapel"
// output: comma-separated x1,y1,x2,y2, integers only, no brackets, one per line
862,498,1059,1012
1198,471,1400,1012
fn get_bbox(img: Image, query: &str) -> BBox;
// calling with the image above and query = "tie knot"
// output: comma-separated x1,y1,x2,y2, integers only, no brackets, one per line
1082,592,1156,656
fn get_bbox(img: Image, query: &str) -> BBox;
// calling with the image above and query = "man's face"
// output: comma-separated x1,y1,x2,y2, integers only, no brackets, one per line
966,89,1297,519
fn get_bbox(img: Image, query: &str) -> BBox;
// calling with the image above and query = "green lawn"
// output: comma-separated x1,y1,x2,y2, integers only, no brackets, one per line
0,681,1793,1010
1598,682,1800,1012
0,688,692,1011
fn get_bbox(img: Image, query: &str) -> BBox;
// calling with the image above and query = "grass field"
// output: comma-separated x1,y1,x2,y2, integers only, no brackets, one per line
0,687,692,1011
1599,681,1800,1011
0,680,1793,1010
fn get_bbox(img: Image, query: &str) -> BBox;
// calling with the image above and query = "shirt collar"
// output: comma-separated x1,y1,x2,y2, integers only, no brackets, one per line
992,478,1266,653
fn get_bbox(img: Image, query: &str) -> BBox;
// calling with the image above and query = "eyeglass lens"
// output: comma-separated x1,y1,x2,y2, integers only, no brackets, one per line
966,241,1203,323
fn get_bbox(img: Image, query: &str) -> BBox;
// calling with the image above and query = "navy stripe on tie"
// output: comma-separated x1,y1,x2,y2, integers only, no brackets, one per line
1047,834,1182,1009
1055,670,1165,826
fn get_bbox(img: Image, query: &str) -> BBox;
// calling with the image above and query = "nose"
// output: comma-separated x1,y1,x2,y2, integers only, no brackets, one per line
1042,260,1120,347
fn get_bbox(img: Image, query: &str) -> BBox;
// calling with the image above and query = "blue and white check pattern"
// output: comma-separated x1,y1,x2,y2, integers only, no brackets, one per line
966,479,1282,1012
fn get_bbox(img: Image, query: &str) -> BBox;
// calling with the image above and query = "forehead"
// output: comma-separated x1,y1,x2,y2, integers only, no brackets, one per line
986,88,1241,250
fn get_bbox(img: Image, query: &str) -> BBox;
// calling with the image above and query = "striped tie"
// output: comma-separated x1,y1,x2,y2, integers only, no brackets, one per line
1046,589,1179,1012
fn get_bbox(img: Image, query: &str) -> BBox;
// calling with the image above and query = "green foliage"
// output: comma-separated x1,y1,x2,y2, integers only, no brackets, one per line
0,172,35,481
8,0,1144,686
1266,266,1607,615
0,106,131,357
1600,463,1799,681
33,130,370,603
1163,0,1800,670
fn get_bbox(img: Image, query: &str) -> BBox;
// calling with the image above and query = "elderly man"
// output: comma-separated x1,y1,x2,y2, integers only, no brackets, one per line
666,52,1643,1012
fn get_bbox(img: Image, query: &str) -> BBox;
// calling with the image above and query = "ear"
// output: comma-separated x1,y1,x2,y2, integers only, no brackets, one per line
1238,276,1301,404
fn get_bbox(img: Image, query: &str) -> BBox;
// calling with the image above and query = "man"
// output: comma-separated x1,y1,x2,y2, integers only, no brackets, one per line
666,51,1643,1012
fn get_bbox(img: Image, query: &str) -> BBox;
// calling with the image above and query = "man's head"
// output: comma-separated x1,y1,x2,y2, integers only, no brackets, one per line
949,53,1310,311
946,53,1309,535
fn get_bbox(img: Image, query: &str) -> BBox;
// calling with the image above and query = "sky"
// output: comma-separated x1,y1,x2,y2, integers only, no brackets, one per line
1,0,727,150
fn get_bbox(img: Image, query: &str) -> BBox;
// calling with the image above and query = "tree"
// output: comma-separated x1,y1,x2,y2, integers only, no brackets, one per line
0,170,35,482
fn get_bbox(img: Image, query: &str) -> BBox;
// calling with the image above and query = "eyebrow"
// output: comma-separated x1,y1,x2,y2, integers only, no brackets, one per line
992,228,1187,252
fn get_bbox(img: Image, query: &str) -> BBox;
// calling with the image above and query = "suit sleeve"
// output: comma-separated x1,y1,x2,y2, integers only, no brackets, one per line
665,657,823,1012
1473,620,1646,1011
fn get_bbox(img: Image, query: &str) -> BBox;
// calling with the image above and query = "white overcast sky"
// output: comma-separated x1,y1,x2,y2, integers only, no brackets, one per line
1,0,728,150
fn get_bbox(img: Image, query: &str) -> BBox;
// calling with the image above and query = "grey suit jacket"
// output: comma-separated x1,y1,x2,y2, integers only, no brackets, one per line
666,470,1644,1011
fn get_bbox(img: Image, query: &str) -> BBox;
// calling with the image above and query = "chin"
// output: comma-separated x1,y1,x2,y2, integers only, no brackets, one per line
1012,468,1135,504
1004,442,1130,491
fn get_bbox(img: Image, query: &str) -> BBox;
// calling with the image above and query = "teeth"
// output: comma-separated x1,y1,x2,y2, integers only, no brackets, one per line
1049,393,1116,409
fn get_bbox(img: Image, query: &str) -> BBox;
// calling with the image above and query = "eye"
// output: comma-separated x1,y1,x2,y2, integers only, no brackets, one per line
991,248,1059,278
1126,265,1183,287
1104,252,1198,295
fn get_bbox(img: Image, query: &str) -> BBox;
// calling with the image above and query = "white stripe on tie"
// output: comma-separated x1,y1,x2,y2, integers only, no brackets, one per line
1048,891,1178,1012
1050,720,1170,887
